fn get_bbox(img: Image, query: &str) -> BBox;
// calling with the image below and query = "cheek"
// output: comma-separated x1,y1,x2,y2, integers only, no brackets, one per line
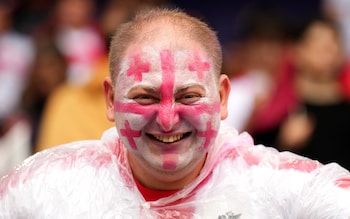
115,113,148,131
115,113,142,150
178,101,221,150
114,101,159,149
177,99,221,121
114,101,158,122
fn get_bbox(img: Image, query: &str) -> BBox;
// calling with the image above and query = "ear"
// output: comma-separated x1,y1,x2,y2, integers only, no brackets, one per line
103,77,115,122
218,74,231,120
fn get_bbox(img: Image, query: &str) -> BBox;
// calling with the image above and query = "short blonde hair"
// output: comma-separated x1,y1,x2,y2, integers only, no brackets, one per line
109,7,222,86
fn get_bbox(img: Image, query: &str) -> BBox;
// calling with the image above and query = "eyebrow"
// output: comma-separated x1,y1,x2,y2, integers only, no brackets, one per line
128,86,158,95
128,84,205,96
175,84,205,93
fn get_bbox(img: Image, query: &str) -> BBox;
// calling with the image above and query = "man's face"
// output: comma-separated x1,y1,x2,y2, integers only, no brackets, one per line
109,43,225,173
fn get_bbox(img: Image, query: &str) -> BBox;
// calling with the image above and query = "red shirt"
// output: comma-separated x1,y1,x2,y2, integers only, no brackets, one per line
134,177,180,201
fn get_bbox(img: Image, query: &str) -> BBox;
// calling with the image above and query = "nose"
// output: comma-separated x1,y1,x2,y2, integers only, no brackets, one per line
156,103,179,131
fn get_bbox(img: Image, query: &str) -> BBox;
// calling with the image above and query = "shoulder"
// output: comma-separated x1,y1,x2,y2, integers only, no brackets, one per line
1,127,120,185
216,124,324,172
0,136,137,217
0,139,115,192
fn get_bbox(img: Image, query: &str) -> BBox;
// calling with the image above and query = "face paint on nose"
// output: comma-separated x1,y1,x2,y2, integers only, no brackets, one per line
157,49,178,131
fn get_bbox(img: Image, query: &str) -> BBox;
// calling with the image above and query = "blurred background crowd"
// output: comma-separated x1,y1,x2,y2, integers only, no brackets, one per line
1,0,350,177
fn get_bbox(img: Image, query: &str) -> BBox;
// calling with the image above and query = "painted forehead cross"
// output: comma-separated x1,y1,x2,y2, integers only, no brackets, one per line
126,54,151,82
188,52,210,80
126,49,210,82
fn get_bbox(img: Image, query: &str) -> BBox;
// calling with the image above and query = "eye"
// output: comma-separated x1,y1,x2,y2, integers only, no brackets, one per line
176,93,202,104
127,86,160,105
133,94,159,105
175,85,205,104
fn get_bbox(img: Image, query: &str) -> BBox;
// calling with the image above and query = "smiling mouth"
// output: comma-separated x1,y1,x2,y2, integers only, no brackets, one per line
148,132,191,143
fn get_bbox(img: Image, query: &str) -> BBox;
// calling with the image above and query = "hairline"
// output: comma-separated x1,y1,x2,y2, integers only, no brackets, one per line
108,7,223,88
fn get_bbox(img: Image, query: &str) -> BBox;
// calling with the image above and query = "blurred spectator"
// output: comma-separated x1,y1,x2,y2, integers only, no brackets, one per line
0,1,35,177
322,0,350,99
98,0,171,46
0,2,35,125
20,41,67,152
222,4,296,134
32,0,106,85
98,0,141,47
323,0,350,59
12,0,52,35
35,55,114,151
0,114,31,177
34,0,159,152
276,15,350,170
338,58,350,99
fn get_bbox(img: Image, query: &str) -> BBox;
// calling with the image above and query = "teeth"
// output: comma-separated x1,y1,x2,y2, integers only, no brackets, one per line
154,134,183,143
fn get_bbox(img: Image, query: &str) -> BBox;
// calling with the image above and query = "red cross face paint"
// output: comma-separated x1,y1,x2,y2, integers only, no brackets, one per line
113,45,221,173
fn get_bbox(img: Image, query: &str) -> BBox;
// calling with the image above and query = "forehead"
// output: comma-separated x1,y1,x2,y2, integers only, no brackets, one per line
117,43,214,84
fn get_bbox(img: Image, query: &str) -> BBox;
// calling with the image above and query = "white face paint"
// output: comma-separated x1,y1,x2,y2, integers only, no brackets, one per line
113,43,221,175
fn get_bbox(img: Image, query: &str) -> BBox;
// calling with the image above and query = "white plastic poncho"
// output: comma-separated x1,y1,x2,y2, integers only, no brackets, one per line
0,125,350,218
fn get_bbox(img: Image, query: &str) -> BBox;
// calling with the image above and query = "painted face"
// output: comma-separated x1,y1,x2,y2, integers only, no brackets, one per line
113,44,221,173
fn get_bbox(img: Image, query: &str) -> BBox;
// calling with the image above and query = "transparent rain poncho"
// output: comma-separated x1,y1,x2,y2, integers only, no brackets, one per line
0,125,349,218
